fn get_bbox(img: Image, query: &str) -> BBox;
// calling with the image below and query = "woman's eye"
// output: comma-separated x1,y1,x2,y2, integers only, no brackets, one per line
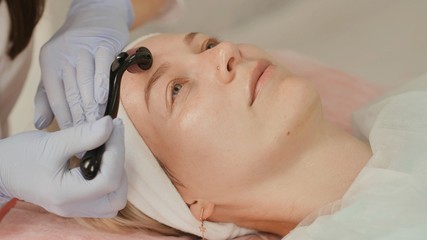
206,42,217,50
172,83,183,101
203,37,220,51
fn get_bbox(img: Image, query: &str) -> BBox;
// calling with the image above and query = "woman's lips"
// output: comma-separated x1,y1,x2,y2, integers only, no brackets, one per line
250,59,272,106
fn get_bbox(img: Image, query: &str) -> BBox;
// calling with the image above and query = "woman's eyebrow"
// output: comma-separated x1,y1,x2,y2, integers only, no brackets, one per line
184,32,199,46
145,62,170,111
143,33,198,111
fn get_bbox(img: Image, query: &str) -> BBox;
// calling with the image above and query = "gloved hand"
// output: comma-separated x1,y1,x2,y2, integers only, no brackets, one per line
0,116,127,218
34,0,134,130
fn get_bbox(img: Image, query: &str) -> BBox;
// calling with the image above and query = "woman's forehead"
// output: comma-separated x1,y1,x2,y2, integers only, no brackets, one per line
133,32,213,49
134,33,185,47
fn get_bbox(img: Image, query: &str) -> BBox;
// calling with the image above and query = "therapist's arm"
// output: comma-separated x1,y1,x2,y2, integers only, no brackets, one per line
130,0,169,30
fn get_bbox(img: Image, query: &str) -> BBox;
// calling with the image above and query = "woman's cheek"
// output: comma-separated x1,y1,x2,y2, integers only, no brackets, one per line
178,106,203,131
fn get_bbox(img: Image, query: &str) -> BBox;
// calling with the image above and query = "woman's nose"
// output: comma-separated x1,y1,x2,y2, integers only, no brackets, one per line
213,41,241,84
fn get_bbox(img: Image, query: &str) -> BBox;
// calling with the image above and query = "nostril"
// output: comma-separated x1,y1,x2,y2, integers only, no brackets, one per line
227,57,235,72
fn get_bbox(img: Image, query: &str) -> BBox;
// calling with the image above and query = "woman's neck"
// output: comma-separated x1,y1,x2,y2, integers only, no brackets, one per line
235,120,372,236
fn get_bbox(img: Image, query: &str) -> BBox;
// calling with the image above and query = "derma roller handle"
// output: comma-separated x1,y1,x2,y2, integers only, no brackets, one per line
79,48,152,180
79,52,127,180
80,144,105,180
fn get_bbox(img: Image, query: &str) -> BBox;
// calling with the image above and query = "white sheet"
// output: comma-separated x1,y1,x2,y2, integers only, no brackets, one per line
284,73,427,239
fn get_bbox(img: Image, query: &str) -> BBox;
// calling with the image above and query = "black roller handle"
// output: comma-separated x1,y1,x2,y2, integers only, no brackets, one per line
80,47,152,180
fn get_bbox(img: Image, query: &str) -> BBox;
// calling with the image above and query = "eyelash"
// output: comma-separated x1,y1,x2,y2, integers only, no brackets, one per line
169,78,188,107
171,81,183,102
202,37,220,51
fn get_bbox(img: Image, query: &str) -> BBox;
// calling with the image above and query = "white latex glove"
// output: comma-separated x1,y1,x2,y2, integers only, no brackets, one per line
34,0,134,130
0,116,127,218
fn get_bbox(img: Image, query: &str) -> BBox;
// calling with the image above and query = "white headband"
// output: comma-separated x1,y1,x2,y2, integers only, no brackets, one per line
118,34,255,239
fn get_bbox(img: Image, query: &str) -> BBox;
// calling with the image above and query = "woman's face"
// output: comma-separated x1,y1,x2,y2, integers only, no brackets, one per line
121,33,322,203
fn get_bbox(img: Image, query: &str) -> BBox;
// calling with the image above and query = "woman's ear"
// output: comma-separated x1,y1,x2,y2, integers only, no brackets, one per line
188,199,215,221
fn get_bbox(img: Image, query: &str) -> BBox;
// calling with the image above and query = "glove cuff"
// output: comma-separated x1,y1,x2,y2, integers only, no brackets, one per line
124,0,135,29
69,0,135,29
0,153,12,206
0,192,12,208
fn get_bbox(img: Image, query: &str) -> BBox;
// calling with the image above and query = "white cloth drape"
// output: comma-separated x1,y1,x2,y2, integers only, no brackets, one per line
284,73,427,240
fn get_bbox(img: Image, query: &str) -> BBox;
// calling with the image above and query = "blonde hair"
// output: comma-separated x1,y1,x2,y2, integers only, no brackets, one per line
67,157,195,239
76,201,197,239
